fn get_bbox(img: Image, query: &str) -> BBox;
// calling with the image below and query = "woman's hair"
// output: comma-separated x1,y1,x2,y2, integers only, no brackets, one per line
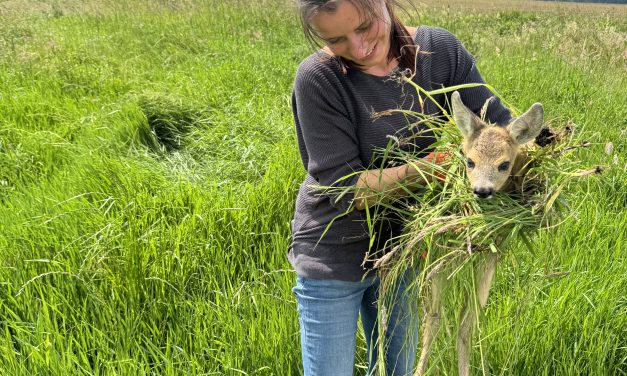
297,0,417,74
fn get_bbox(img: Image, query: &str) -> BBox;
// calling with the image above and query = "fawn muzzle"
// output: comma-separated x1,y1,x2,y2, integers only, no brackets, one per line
473,187,495,199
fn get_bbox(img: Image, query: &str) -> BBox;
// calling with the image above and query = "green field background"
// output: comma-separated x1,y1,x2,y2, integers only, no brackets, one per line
0,0,625,374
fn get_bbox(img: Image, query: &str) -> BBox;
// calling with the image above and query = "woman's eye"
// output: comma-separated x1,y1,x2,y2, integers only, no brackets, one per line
467,159,475,169
357,23,371,32
498,161,510,171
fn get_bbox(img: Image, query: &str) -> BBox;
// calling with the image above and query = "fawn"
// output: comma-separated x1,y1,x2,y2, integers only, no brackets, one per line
414,91,544,376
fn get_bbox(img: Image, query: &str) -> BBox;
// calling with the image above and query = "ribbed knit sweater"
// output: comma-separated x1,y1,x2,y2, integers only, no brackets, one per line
288,26,512,282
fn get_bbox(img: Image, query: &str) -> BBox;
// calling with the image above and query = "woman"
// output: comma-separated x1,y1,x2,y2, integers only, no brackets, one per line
289,0,512,374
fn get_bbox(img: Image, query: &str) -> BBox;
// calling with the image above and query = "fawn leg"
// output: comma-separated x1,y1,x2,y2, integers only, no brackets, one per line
457,253,498,376
414,272,446,376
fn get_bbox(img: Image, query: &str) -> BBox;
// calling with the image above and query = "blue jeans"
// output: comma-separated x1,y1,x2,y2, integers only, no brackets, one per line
292,272,419,376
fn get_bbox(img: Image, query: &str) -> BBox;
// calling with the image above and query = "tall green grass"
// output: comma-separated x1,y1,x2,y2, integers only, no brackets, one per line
0,1,625,374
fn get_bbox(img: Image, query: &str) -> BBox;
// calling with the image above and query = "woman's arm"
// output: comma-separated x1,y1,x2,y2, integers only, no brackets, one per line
353,154,443,210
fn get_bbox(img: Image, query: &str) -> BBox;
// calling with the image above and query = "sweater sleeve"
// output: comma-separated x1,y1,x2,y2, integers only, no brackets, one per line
430,27,512,126
292,58,364,212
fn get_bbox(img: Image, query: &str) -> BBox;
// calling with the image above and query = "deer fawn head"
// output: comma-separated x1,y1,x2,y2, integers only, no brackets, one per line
451,91,544,199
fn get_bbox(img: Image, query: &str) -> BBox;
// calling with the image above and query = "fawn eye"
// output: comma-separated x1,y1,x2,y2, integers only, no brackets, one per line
498,161,510,171
467,159,475,169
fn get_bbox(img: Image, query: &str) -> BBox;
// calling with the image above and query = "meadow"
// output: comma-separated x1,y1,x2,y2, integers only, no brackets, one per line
0,0,625,374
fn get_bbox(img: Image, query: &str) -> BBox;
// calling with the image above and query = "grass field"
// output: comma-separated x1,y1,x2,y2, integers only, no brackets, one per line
0,0,625,375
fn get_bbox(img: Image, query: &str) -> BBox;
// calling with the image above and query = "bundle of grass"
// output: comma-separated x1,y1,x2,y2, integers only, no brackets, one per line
329,77,602,375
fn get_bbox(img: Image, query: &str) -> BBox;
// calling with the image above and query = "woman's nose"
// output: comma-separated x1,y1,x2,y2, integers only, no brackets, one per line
348,35,368,58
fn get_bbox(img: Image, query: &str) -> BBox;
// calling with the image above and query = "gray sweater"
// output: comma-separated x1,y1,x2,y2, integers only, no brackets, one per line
289,26,511,282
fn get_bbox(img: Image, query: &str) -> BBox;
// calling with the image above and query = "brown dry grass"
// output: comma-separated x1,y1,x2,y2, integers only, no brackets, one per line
0,0,198,17
414,0,627,15
2,0,625,18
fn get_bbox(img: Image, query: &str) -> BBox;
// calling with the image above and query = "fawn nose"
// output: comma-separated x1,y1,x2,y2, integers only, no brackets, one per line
474,187,495,199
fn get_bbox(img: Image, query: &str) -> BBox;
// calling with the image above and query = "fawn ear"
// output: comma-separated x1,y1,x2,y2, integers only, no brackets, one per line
452,91,484,139
507,103,544,145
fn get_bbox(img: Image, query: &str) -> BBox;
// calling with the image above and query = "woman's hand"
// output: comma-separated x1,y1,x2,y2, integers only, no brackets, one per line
353,151,449,210
407,151,449,183
423,151,449,182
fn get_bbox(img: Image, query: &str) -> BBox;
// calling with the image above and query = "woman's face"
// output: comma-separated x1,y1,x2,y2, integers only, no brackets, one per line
311,0,392,72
